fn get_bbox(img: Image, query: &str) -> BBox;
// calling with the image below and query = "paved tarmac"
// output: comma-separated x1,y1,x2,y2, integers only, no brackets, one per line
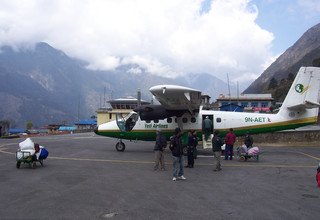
0,133,319,220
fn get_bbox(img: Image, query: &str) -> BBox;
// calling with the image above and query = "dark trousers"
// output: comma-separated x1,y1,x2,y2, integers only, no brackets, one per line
187,148,194,167
225,144,234,160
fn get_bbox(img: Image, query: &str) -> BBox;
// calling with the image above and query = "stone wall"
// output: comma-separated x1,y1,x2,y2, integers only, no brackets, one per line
244,130,320,144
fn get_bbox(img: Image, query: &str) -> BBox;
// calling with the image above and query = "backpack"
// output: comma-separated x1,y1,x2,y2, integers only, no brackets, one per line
169,136,175,151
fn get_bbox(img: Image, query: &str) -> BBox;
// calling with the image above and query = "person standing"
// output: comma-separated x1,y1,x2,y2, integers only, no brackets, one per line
317,163,320,187
154,129,167,171
212,130,223,171
244,132,253,148
186,130,196,168
224,128,236,160
192,130,198,159
169,127,186,181
202,116,212,141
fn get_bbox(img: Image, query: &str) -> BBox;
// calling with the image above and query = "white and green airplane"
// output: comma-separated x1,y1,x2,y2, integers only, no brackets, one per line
94,66,320,152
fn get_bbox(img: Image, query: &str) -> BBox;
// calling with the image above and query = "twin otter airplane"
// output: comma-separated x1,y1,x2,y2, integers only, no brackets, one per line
94,67,320,152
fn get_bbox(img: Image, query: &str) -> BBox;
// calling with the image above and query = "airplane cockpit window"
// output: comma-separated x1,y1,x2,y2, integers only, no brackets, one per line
182,117,188,123
116,112,139,132
167,118,172,123
154,119,159,123
216,118,222,123
191,117,196,123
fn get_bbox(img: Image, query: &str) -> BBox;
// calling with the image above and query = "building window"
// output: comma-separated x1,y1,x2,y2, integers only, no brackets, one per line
261,102,268,107
251,102,258,107
109,114,112,119
216,118,221,123
241,102,248,107
146,120,151,123
191,117,196,123
167,118,172,123
154,119,159,123
182,118,188,123
174,118,177,123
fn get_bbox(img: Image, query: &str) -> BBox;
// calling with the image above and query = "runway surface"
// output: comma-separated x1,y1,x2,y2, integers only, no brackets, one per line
0,133,319,219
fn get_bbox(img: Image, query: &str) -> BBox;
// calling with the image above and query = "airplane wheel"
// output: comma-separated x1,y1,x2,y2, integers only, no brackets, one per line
116,142,126,152
182,146,188,156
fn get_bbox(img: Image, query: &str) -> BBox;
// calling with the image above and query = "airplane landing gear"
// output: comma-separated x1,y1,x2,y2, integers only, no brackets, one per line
115,140,126,152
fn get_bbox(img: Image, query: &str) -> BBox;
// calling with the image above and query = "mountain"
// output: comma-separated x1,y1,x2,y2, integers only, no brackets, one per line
0,42,231,128
245,23,320,101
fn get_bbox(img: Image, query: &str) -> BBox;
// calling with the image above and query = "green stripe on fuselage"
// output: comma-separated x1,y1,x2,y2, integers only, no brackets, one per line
95,116,317,141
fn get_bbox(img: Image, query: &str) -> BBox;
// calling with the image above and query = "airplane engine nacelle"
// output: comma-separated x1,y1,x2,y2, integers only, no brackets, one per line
134,105,185,121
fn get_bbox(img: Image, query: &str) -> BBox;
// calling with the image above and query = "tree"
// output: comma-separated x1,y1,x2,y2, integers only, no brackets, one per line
287,72,295,81
268,77,278,90
26,121,33,130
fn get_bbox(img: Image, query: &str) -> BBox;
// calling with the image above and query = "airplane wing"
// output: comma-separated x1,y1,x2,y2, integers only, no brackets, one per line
149,85,202,112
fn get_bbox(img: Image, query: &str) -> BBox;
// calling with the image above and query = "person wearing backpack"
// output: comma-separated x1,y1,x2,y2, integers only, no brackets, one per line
186,130,197,168
169,127,186,181
212,130,223,171
154,129,167,171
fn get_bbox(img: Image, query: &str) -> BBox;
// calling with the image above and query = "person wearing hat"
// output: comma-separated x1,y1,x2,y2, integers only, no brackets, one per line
153,128,167,171
169,127,186,181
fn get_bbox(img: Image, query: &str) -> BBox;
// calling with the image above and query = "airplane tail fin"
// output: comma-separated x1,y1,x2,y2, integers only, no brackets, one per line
278,67,320,118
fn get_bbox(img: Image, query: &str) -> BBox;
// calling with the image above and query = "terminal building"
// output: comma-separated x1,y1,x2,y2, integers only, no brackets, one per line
96,94,212,125
96,96,150,125
215,93,274,112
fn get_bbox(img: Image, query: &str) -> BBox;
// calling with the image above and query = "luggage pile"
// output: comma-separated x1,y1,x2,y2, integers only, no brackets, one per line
16,138,49,168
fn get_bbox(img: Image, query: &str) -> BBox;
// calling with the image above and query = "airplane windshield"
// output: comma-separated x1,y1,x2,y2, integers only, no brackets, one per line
116,112,138,132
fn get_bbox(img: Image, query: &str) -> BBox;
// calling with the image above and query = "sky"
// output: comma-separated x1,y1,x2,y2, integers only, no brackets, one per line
0,0,319,90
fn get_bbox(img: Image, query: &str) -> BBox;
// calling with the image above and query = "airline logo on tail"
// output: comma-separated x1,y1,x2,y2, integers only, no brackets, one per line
295,84,309,94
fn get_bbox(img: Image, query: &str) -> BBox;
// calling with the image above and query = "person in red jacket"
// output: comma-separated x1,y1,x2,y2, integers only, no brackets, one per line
317,165,320,187
224,128,236,160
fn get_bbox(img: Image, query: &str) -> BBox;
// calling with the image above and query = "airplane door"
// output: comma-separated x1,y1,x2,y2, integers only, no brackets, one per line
202,115,214,148
202,115,214,134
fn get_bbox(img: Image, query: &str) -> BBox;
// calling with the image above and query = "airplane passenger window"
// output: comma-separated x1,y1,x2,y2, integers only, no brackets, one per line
167,118,172,123
154,119,159,123
216,118,221,123
182,118,188,123
191,117,196,123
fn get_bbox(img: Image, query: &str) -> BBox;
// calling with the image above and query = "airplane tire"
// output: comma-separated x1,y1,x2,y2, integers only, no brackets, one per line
116,142,126,152
182,146,188,156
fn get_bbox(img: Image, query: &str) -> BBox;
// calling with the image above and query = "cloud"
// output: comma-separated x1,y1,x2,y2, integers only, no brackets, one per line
0,0,274,84
298,0,320,14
